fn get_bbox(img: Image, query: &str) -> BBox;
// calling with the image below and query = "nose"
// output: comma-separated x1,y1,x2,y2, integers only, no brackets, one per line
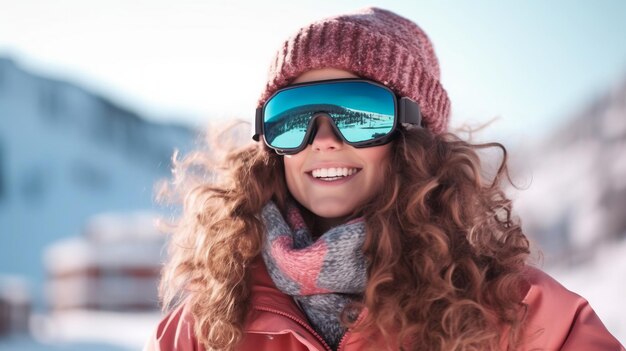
310,115,343,152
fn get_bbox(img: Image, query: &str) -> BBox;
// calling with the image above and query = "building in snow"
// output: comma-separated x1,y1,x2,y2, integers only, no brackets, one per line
43,212,166,311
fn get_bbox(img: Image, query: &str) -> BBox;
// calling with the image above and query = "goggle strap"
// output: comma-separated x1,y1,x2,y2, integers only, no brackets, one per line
399,97,422,126
253,107,263,141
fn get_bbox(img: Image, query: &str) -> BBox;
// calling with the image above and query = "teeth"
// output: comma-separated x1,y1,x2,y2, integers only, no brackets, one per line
311,168,358,178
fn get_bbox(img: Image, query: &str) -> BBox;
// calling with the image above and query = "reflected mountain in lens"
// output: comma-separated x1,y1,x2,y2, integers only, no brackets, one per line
266,104,393,146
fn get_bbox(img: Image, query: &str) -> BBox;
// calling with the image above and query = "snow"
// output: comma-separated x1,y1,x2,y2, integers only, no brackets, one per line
42,238,92,274
45,275,159,309
31,310,162,350
0,310,163,351
43,212,165,274
270,123,393,147
0,336,130,351
511,116,626,254
83,211,162,243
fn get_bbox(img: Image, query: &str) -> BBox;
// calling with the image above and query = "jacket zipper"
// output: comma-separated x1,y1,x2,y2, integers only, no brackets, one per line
336,331,349,351
253,305,334,351
337,307,369,351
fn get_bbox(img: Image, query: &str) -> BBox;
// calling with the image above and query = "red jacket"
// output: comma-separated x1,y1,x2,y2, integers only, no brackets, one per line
144,260,624,351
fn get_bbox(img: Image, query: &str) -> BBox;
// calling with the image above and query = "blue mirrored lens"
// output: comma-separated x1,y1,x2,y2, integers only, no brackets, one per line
264,81,395,149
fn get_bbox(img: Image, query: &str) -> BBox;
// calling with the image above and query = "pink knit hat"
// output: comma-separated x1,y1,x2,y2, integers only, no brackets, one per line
257,7,451,134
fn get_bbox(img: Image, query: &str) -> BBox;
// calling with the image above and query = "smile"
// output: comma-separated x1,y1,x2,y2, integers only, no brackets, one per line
309,167,361,181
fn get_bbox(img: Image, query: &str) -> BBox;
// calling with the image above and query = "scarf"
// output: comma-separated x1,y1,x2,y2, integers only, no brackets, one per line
261,200,368,350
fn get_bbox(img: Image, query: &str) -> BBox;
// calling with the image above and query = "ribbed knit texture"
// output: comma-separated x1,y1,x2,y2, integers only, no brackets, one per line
261,200,367,350
257,7,451,134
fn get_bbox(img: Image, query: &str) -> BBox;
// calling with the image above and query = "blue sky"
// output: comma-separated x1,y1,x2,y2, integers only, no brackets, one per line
1,0,625,144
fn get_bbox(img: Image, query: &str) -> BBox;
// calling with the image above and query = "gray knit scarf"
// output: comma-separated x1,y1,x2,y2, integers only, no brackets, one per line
261,200,368,350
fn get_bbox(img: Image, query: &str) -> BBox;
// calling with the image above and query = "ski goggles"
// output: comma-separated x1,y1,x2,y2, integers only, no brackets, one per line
253,78,422,155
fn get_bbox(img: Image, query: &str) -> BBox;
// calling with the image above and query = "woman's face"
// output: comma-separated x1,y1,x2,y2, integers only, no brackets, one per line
283,68,392,226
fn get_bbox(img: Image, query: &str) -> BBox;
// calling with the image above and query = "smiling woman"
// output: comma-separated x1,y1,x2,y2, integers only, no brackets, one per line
145,6,624,351
281,69,393,231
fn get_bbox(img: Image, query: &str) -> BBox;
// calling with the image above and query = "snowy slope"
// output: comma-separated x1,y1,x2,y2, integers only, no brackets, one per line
509,74,626,344
0,309,161,351
511,74,626,261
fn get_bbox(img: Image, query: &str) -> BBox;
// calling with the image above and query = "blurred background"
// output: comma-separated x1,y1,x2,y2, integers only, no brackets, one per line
0,0,625,349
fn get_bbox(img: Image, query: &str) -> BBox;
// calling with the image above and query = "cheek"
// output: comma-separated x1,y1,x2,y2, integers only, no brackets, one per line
363,144,392,169
362,145,392,186
283,155,304,194
374,145,392,163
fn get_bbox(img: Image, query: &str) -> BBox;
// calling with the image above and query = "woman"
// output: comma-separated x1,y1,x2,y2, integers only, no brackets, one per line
145,7,623,351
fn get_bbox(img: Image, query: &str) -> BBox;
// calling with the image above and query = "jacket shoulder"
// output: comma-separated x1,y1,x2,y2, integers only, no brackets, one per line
143,302,205,351
521,266,624,350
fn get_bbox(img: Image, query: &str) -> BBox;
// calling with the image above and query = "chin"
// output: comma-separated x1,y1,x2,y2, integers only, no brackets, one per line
309,202,356,219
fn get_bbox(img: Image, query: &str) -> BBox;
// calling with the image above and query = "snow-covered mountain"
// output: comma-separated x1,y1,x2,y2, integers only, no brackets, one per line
0,56,199,307
511,73,626,266
504,74,626,343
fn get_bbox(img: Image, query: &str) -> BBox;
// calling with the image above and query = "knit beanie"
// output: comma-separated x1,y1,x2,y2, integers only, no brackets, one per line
257,7,451,134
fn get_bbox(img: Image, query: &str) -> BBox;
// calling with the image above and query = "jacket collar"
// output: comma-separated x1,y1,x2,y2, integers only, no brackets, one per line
247,256,307,318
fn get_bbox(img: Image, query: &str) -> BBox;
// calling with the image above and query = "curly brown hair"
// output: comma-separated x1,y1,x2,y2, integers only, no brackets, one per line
156,123,530,351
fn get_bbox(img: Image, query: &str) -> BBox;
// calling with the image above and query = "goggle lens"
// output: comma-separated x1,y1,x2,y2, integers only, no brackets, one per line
263,81,396,151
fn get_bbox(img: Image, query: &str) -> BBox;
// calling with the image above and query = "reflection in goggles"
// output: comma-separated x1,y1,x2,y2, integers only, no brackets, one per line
266,104,394,148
